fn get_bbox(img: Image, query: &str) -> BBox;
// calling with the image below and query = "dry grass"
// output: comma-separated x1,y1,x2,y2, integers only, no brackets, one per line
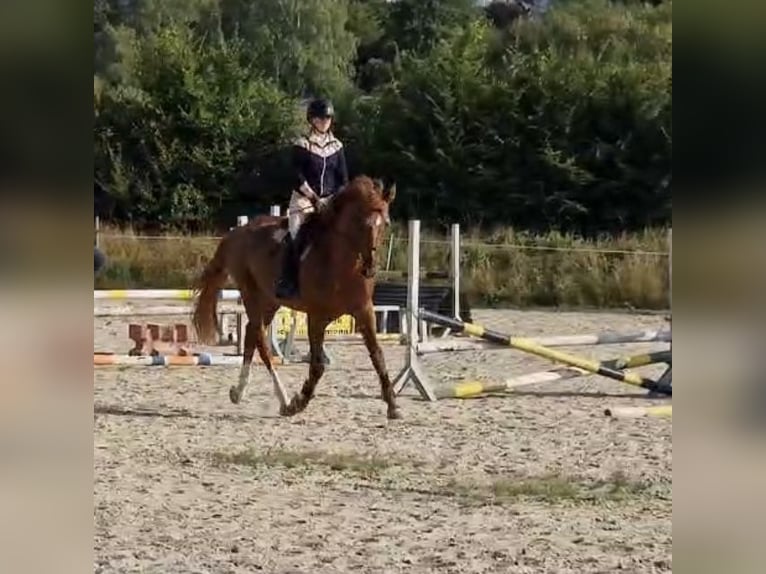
209,447,657,506
211,446,415,479
445,470,655,505
95,221,671,310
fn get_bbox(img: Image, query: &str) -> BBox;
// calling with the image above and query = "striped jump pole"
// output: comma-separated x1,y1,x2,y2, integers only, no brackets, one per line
436,350,671,399
418,309,671,396
94,289,243,301
93,353,284,367
416,328,671,355
93,303,246,318
600,350,671,371
604,405,672,419
435,367,586,399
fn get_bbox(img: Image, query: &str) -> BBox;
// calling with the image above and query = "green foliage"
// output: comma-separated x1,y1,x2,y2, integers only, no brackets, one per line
347,0,388,46
385,0,481,56
94,0,672,238
95,24,301,230
342,0,672,234
94,0,217,78
218,0,358,97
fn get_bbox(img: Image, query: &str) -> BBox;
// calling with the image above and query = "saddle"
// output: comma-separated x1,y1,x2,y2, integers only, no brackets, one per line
274,212,323,298
287,206,327,256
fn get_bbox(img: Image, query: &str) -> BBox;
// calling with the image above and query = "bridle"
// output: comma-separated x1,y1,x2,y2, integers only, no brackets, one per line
320,196,388,274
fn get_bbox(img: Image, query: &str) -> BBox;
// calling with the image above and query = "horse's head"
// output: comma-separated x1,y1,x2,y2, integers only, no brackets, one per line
328,176,396,279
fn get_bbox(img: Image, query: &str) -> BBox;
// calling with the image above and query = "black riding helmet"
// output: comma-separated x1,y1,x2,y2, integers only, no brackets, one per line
307,98,334,121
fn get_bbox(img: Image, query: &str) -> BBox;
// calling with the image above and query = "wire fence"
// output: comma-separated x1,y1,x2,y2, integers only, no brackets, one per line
95,219,671,309
97,231,670,257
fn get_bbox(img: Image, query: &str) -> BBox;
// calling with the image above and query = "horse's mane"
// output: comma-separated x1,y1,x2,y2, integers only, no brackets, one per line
303,176,386,236
327,176,387,215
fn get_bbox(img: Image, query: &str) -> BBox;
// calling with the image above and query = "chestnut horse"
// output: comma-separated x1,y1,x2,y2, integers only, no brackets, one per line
191,176,401,419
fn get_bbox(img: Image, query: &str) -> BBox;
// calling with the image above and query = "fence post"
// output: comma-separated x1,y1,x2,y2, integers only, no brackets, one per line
267,204,286,360
385,232,395,271
451,223,461,320
231,215,249,352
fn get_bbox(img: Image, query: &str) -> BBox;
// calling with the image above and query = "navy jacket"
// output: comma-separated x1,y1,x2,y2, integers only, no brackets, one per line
292,131,349,198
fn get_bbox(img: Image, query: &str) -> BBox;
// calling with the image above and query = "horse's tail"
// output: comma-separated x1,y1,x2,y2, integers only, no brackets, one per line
192,238,229,345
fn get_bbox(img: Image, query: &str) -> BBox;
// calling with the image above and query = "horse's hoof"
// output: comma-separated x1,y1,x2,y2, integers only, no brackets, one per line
280,393,306,417
387,408,402,420
229,387,241,404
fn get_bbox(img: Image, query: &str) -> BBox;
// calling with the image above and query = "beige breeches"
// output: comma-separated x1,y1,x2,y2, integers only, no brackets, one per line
288,190,315,239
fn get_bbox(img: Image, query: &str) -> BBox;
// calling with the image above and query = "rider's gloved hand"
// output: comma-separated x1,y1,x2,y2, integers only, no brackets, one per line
299,181,319,203
316,197,331,212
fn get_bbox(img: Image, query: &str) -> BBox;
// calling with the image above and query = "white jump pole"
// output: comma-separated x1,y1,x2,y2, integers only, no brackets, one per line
234,215,250,353
265,205,288,361
392,220,437,401
452,223,461,321
94,303,244,317
658,227,672,392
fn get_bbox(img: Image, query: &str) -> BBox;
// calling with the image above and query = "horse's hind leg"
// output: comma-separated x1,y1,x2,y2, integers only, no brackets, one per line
230,319,256,404
253,303,289,412
282,314,330,416
356,303,401,420
229,285,270,404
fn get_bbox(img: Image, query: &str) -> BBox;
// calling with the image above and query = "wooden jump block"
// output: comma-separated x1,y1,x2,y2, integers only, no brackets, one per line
158,323,189,344
175,323,189,343
127,322,191,357
160,324,174,342
147,323,161,341
128,323,144,344
128,323,153,356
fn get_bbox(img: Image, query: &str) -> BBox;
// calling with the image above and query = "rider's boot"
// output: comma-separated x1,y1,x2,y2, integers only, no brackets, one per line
275,234,299,299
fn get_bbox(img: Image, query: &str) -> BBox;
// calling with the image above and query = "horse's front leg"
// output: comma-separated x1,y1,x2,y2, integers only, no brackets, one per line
356,304,401,420
282,314,330,416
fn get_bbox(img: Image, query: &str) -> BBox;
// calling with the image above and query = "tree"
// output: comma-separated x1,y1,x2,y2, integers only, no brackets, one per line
95,24,301,230
341,0,671,233
93,0,672,234
385,0,481,56
218,0,359,98
347,0,399,91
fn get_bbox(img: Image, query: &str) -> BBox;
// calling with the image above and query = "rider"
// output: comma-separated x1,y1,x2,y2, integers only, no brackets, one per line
275,97,349,298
